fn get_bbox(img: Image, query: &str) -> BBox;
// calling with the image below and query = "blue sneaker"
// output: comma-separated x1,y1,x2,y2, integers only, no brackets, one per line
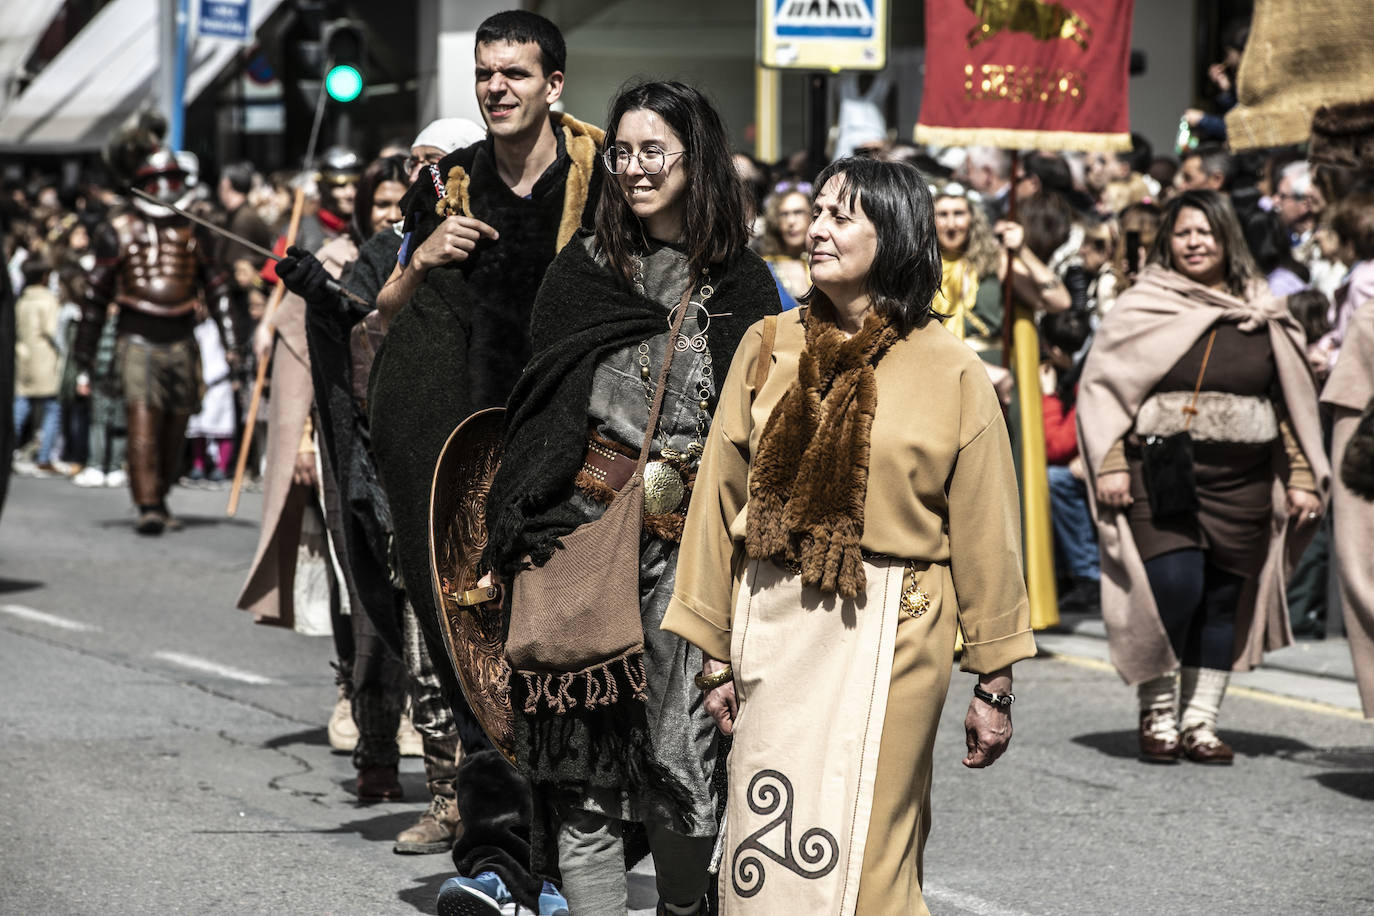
538,881,570,916
437,872,512,916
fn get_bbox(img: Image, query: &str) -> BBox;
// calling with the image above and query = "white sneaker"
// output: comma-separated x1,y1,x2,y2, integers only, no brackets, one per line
104,469,128,488
73,467,107,488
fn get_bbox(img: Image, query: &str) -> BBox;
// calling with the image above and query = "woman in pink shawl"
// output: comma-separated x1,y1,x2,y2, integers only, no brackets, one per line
1077,190,1329,766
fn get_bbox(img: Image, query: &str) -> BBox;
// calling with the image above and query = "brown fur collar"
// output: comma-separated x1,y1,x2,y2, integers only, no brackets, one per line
745,308,898,597
436,111,604,253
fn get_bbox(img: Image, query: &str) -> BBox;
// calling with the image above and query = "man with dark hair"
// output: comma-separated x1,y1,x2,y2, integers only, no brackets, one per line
366,10,602,914
1176,144,1235,192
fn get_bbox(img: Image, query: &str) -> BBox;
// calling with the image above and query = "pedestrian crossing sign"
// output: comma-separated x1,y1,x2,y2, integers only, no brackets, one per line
761,0,888,70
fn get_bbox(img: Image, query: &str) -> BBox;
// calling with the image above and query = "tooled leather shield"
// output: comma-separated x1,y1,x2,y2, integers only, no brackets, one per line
428,407,514,763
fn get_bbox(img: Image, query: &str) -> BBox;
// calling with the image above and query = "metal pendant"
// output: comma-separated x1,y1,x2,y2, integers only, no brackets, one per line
643,460,686,516
902,583,931,618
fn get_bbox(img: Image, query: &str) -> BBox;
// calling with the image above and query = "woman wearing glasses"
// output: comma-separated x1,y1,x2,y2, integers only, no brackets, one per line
481,80,780,914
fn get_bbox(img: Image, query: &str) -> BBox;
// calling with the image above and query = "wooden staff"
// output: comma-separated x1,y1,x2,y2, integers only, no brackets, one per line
226,184,306,517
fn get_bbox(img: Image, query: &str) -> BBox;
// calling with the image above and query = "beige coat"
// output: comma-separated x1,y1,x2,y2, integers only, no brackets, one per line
664,308,1036,674
1321,298,1374,716
14,285,61,398
1077,267,1330,685
236,237,356,624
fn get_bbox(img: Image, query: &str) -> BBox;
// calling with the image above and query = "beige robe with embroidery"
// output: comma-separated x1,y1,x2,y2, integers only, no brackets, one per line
664,309,1036,914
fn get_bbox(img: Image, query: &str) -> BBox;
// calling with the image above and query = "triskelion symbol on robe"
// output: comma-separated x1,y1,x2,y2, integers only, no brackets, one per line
731,769,839,897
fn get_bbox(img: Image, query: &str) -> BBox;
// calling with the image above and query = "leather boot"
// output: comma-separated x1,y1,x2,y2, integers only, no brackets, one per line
356,765,402,801
126,404,165,534
158,411,192,529
393,793,462,854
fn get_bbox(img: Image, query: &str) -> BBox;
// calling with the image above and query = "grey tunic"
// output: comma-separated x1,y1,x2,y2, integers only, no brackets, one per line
566,236,719,837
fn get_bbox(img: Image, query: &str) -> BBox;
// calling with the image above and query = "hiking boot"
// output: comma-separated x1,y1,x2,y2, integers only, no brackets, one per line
437,871,511,916
356,765,402,801
394,794,462,854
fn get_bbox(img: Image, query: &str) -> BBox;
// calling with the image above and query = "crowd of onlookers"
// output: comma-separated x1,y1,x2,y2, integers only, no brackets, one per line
7,121,1373,639
5,63,1373,648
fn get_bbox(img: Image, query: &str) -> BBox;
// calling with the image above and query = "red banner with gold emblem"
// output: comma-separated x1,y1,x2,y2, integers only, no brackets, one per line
915,0,1134,152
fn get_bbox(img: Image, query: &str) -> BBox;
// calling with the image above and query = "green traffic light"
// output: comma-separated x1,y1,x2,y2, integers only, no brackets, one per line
325,64,363,102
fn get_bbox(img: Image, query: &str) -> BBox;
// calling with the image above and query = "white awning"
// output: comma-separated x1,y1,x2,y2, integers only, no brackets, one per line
0,0,283,153
0,0,67,116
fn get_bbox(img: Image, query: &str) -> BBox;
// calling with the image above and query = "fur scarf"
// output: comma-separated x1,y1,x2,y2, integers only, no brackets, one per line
746,305,899,598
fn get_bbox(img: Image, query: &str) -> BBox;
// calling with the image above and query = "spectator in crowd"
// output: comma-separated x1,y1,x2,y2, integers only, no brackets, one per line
1077,215,1125,317
932,180,1013,399
1273,160,1318,245
1040,307,1098,614
1181,17,1248,144
1320,190,1374,367
71,300,127,489
1118,201,1164,283
965,145,1013,221
1244,206,1311,297
12,257,63,475
755,179,812,309
1176,145,1234,193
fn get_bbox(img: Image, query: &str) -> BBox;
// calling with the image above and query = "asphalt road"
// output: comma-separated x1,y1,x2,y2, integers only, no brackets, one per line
2,476,1372,916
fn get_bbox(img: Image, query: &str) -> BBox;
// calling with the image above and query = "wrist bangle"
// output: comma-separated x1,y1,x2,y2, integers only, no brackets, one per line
694,665,733,691
973,684,1015,709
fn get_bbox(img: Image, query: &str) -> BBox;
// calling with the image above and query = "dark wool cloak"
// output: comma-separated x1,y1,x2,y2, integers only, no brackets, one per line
303,227,405,652
368,114,603,753
480,232,778,877
483,234,780,577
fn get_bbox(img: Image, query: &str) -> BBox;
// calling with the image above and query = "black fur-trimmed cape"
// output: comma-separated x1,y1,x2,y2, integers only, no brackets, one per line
483,232,780,579
367,115,603,752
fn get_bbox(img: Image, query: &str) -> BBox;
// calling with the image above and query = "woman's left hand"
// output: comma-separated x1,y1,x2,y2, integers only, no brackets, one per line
1287,488,1323,529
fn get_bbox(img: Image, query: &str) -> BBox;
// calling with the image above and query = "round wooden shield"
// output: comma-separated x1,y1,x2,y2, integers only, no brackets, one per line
427,407,514,764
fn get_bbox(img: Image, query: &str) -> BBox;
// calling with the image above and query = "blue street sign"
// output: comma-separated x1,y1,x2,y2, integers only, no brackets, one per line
199,0,250,41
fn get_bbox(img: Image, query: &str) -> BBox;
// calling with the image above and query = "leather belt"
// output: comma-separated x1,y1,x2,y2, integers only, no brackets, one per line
582,436,637,493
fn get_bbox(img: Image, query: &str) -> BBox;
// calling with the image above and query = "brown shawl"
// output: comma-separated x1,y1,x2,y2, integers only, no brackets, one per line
746,305,898,597
1076,265,1331,684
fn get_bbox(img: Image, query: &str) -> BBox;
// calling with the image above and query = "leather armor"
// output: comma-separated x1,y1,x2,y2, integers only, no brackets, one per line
76,208,242,368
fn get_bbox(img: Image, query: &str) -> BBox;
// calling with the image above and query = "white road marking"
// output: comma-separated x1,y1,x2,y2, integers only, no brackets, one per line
152,651,275,685
924,884,1037,916
0,603,100,633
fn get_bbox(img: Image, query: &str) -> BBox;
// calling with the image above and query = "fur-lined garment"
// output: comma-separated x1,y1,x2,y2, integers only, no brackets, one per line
368,113,604,751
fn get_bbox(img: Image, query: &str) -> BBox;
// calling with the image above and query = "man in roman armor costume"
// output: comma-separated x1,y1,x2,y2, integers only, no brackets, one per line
76,112,244,534
366,9,601,910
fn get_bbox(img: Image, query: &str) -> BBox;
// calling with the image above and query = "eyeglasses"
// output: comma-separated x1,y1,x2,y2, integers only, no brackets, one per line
602,147,686,175
405,154,443,174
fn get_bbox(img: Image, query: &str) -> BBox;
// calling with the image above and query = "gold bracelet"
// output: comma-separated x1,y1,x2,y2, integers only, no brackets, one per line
694,665,734,691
